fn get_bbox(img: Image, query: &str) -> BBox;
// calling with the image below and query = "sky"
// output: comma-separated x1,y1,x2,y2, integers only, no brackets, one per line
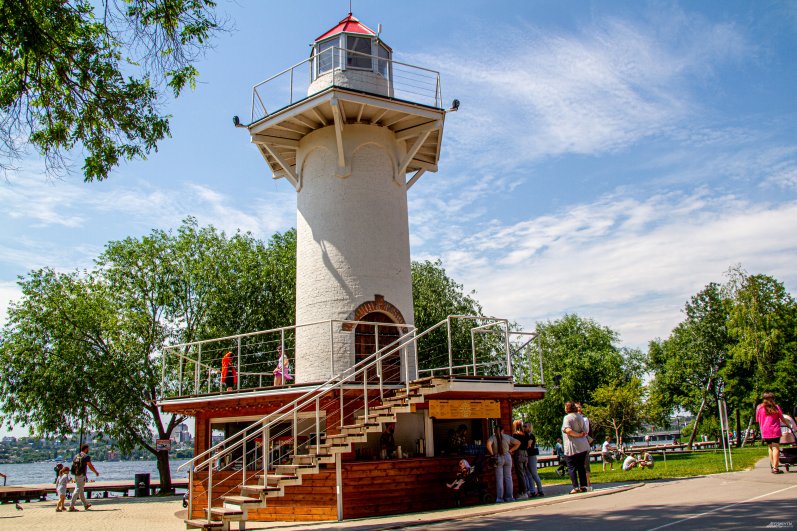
2,1,797,436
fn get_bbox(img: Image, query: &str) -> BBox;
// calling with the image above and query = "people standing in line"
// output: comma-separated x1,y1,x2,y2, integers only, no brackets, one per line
55,465,72,512
511,420,531,499
756,391,785,474
576,402,592,489
562,401,591,494
486,424,520,503
221,351,238,392
601,436,616,471
523,422,544,496
69,444,99,511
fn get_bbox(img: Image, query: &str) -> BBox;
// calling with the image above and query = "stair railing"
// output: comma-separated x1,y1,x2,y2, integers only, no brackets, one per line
179,315,521,524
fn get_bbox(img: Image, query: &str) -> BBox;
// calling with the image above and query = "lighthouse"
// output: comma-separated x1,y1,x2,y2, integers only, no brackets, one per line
245,14,446,384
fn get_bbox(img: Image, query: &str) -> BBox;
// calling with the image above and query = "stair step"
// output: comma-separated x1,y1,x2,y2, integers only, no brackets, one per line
265,474,298,485
206,506,244,520
222,495,261,506
341,422,380,432
241,484,281,494
275,464,317,475
185,519,224,529
292,455,317,465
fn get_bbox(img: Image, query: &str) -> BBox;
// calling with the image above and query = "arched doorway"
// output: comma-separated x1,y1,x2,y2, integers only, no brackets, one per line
355,312,402,383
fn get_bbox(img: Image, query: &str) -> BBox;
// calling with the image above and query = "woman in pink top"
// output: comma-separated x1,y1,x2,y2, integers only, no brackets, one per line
756,392,785,474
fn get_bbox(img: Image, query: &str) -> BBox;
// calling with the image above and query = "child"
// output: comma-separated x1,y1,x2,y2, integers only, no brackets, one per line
55,465,71,512
446,459,471,490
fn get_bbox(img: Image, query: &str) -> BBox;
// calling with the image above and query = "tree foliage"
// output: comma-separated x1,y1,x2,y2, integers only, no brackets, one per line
0,218,292,490
648,268,797,447
522,314,626,447
586,377,647,444
0,0,223,180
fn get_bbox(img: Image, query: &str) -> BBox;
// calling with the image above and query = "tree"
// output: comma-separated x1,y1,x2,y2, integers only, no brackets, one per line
0,218,293,491
647,282,732,448
586,378,646,444
411,259,490,373
724,269,797,427
0,0,223,180
521,314,625,447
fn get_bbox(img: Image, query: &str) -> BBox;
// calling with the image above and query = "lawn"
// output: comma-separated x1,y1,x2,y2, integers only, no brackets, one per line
536,446,769,486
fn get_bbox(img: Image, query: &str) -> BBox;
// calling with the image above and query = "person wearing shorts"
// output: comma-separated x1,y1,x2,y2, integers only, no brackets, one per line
756,392,785,474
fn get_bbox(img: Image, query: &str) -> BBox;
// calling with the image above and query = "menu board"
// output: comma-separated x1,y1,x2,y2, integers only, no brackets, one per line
429,399,501,419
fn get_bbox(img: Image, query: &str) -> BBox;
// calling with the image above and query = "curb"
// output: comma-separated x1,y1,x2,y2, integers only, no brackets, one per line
380,483,644,529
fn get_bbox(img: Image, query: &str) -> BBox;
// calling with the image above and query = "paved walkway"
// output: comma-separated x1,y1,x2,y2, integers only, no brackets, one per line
0,459,793,530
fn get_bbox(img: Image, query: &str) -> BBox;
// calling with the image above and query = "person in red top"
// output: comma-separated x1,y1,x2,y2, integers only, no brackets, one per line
221,351,237,391
756,392,785,474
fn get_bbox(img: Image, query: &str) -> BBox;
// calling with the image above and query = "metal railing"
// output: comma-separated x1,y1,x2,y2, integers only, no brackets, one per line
160,319,414,398
250,46,443,123
172,316,543,524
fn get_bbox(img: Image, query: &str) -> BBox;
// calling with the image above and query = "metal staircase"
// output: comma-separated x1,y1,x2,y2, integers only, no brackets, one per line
174,317,539,530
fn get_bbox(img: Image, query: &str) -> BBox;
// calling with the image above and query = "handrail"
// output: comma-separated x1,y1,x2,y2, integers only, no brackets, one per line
181,327,414,473
182,315,526,525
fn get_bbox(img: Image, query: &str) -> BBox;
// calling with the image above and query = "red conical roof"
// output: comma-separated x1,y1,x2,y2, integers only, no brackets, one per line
316,13,377,41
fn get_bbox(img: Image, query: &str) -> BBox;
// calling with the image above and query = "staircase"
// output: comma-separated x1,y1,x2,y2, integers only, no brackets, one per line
174,316,537,530
183,379,438,530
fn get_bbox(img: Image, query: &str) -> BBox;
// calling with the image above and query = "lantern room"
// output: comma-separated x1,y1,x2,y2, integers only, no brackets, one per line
308,13,393,97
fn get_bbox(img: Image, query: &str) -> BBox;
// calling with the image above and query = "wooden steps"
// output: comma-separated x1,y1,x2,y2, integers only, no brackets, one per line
185,375,444,529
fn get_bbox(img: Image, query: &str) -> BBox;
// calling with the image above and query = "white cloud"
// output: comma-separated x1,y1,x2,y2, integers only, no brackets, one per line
441,191,797,347
408,12,750,173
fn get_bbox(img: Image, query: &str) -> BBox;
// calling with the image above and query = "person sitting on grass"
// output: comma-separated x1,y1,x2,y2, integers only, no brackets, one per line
638,450,654,469
446,459,471,490
622,454,638,471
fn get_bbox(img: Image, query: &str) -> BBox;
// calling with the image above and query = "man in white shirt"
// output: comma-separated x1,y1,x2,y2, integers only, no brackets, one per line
601,436,616,471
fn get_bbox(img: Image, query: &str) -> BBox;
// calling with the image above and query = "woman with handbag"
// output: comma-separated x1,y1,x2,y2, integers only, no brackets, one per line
562,401,590,494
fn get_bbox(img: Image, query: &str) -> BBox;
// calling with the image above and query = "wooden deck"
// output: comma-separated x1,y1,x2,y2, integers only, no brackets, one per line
0,478,189,504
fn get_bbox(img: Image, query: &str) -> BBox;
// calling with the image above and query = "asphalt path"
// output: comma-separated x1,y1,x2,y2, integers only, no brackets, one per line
405,459,796,531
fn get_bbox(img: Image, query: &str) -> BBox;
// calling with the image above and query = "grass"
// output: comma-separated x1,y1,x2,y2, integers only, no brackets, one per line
537,446,769,486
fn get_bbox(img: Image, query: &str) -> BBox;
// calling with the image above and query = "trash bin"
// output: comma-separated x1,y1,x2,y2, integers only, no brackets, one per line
134,473,150,497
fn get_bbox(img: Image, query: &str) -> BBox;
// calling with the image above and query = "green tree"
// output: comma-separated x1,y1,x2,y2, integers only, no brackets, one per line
724,269,797,429
410,259,490,374
0,0,223,180
0,219,293,491
522,314,625,447
648,282,732,448
586,378,646,444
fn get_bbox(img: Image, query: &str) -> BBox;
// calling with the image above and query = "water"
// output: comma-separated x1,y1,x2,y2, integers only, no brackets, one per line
0,459,189,486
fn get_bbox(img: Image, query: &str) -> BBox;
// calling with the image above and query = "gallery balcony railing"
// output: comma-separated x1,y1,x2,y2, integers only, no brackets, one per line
250,46,443,123
159,316,543,400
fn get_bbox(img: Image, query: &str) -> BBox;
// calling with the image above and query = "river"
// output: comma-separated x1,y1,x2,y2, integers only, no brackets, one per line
0,459,190,486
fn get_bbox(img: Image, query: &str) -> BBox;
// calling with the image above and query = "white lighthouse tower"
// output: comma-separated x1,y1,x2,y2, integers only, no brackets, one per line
245,13,446,384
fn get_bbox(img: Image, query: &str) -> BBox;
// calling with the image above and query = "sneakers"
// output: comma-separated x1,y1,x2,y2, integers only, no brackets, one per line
537,491,545,497
517,492,529,500
84,504,92,510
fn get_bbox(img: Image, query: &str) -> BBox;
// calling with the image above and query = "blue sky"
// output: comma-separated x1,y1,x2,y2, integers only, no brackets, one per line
2,1,796,400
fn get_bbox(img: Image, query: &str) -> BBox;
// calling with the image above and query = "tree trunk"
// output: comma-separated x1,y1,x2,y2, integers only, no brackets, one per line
687,397,707,449
156,449,173,494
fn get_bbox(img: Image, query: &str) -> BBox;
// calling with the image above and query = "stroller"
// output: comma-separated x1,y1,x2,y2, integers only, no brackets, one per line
452,454,491,506
778,414,797,472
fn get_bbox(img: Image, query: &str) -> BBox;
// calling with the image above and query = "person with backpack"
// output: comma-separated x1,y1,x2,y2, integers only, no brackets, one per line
69,444,99,511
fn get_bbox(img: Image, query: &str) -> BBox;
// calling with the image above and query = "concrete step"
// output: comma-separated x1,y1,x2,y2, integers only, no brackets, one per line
265,474,299,486
240,484,281,497
206,506,244,521
222,495,261,507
